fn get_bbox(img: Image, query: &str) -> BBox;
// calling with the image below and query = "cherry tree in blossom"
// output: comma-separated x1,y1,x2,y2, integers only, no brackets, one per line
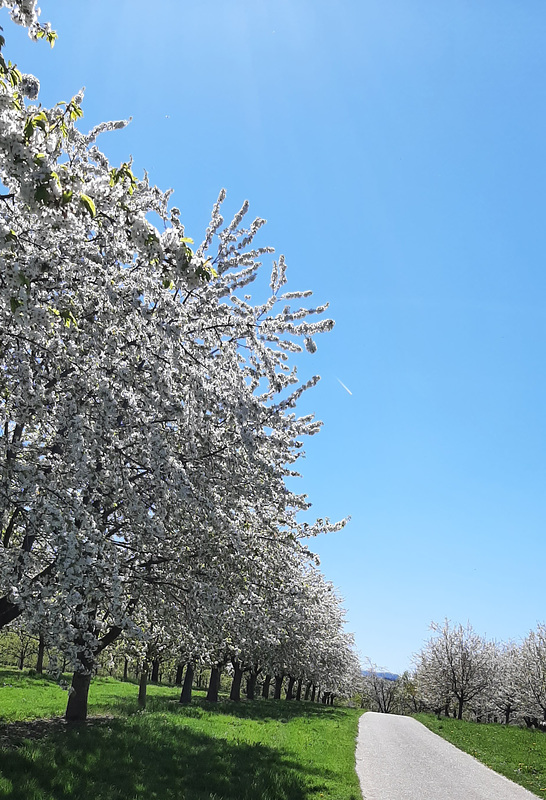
0,1,357,719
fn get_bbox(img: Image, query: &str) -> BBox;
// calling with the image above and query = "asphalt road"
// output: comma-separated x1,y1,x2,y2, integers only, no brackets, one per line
356,712,539,800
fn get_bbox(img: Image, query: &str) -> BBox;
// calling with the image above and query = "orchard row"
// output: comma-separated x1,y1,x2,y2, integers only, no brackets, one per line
0,1,361,720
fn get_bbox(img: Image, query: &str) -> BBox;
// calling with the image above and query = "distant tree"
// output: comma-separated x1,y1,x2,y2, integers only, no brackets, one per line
415,620,494,720
490,642,520,725
516,624,546,727
361,661,400,714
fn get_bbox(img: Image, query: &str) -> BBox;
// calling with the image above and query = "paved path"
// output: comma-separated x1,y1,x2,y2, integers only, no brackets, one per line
356,712,539,800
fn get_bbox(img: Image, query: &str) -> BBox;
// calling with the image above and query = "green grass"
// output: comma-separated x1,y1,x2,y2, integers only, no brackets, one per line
0,668,363,800
0,668,178,722
415,713,546,798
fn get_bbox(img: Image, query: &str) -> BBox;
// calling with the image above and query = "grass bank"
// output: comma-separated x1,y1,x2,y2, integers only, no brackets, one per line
416,713,546,798
0,668,362,800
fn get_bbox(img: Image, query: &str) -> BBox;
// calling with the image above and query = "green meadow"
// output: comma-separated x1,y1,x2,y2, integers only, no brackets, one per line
0,668,363,800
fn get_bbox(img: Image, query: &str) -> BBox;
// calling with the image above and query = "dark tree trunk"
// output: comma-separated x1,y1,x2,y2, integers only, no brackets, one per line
138,664,148,709
123,657,129,682
285,675,296,701
246,668,258,700
295,678,303,701
457,696,464,720
304,681,312,701
206,666,221,702
311,684,316,702
322,691,329,705
36,634,45,674
180,663,194,704
273,674,284,700
262,674,271,699
151,659,160,683
18,646,26,670
65,672,92,721
175,663,184,686
330,694,335,706
230,661,244,702
316,689,321,703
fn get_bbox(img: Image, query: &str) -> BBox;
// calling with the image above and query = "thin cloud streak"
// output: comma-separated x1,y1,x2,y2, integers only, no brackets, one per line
337,378,353,396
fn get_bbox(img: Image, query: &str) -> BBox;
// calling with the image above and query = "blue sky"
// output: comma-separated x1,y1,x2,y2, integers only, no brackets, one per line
6,0,546,673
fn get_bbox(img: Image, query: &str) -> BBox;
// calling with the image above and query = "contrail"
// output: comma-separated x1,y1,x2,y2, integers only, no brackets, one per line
337,378,352,396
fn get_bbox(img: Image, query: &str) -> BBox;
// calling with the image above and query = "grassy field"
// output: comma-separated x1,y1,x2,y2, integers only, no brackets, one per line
0,667,363,800
416,713,546,798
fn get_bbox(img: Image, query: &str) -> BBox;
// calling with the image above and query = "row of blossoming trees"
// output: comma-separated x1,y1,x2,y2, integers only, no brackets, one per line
362,620,546,729
0,1,361,720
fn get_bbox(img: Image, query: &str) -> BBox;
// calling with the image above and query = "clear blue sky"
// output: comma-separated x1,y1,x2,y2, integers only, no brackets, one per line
7,0,546,673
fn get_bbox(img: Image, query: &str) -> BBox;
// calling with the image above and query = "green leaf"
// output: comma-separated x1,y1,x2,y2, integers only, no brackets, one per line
61,189,73,205
5,229,17,242
69,99,84,121
60,309,77,328
23,118,35,143
180,237,194,244
10,297,22,313
79,194,96,218
34,184,49,203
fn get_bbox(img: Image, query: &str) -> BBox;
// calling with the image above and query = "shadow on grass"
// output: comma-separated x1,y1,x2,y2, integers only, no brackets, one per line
0,714,335,800
106,692,349,724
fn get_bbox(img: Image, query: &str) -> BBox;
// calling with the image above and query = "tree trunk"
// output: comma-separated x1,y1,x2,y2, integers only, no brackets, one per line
18,645,25,670
311,684,316,702
304,681,312,701
285,675,296,700
230,661,244,702
262,674,271,699
273,674,284,700
123,657,129,682
316,688,321,703
138,664,148,709
36,634,45,674
295,678,303,701
206,666,221,702
246,668,258,700
151,659,160,683
175,663,184,686
180,663,194,704
65,672,92,721
457,696,464,720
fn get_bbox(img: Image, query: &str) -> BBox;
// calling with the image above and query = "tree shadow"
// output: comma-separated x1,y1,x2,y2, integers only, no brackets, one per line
107,692,349,724
0,714,341,800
